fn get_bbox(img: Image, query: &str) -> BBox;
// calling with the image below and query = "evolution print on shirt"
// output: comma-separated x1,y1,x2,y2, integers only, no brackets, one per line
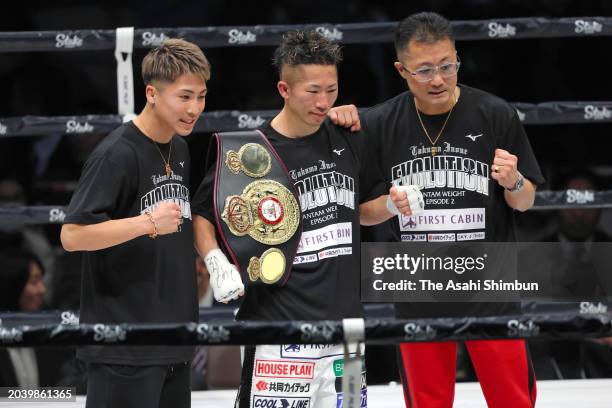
140,172,192,222
292,159,356,213
391,142,490,195
290,159,356,264
392,142,489,243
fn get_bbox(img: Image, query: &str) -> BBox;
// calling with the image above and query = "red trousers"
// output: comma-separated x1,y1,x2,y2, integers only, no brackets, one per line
398,340,536,408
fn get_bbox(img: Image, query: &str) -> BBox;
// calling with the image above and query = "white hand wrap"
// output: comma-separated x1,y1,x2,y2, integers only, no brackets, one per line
386,185,425,215
204,249,245,303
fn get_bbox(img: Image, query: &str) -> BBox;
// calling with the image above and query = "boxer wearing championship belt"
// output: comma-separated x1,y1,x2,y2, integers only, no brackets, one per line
192,30,370,408
214,131,302,287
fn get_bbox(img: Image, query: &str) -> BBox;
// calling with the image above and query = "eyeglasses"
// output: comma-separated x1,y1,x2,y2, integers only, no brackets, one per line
400,59,461,83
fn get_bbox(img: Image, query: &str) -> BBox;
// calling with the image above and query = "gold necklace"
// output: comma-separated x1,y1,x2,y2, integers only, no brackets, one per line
414,90,457,156
137,118,174,177
153,138,173,177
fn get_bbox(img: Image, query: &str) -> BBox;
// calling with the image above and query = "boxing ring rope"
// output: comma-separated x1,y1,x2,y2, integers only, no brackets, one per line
1,301,610,346
0,100,611,140
1,17,611,53
0,313,610,347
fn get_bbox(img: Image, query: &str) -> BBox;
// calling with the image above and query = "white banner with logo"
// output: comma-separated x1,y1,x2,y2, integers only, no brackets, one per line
297,222,353,254
399,208,485,232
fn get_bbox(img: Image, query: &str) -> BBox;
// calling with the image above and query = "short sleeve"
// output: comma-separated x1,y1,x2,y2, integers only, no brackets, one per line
498,106,546,187
64,156,125,225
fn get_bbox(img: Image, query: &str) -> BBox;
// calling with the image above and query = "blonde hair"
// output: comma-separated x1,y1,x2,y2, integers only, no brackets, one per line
141,38,211,85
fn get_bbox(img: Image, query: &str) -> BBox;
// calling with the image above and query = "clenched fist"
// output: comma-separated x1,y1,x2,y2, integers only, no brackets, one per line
387,185,425,216
150,201,182,235
491,148,520,190
327,104,361,132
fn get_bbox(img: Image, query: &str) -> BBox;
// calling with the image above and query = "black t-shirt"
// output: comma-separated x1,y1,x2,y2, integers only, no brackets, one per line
65,122,197,365
192,120,365,320
362,85,545,318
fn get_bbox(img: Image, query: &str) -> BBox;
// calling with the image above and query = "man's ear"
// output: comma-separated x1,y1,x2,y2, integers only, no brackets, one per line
145,84,157,105
277,80,290,99
394,61,406,78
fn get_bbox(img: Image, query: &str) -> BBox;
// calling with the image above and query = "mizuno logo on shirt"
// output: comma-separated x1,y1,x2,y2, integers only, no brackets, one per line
465,133,483,141
333,148,345,156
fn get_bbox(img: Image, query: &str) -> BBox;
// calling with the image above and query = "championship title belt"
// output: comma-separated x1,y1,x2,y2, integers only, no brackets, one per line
213,131,303,287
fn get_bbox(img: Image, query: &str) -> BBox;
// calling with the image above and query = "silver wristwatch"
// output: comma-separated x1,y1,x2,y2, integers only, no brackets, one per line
507,171,524,192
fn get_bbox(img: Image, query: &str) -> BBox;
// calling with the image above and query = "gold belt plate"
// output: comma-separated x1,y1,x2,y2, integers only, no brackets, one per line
225,143,272,178
222,179,300,245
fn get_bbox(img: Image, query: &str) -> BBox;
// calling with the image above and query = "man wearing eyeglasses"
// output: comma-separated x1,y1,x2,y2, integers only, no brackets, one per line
330,11,544,408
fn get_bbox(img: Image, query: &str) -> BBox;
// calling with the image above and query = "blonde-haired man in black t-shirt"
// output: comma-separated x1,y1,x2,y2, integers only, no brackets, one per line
61,39,210,408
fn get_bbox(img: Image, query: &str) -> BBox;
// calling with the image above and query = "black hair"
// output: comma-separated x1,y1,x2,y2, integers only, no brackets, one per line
272,30,342,76
0,249,44,311
394,12,455,56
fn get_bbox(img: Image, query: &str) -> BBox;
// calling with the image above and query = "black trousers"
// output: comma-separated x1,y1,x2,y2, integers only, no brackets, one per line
85,361,191,408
